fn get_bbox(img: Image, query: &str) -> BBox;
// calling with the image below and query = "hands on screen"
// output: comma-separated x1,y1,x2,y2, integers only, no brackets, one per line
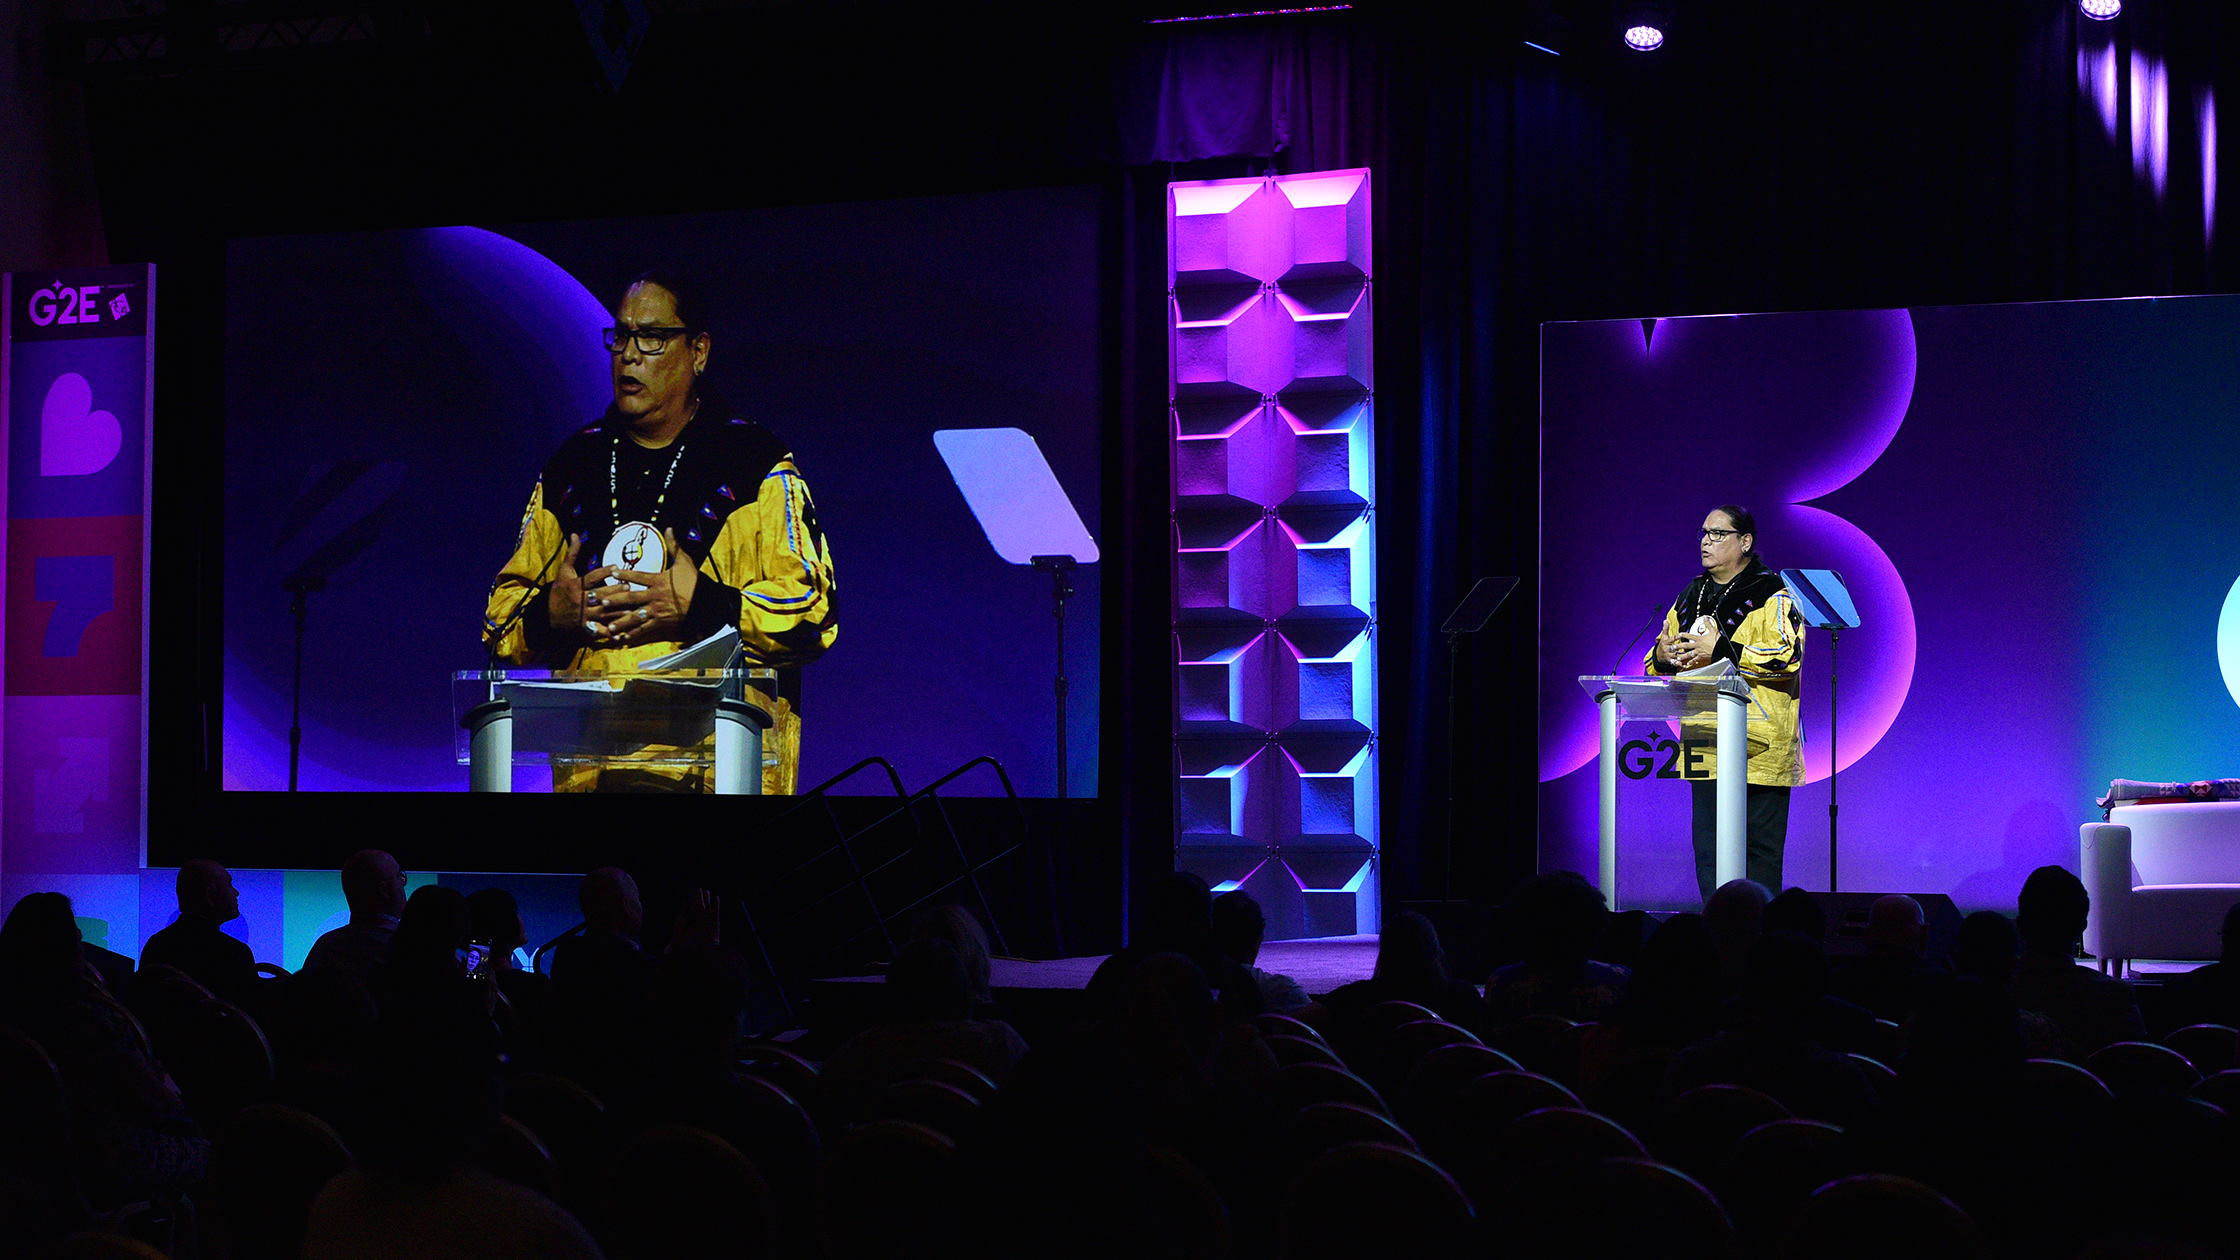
583,527,698,648
1672,627,1721,669
545,533,594,637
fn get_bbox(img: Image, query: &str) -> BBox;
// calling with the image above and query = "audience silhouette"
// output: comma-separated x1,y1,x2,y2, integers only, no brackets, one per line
138,859,258,1009
10,861,2240,1258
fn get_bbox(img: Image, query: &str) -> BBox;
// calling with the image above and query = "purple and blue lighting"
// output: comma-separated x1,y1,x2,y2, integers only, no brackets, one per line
2132,51,2169,197
1171,170,1376,941
1544,296,2240,909
2200,88,2218,245
1623,24,1664,52
2079,0,2122,20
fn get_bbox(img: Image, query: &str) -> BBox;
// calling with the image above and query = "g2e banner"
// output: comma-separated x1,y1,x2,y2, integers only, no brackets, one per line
2,265,155,877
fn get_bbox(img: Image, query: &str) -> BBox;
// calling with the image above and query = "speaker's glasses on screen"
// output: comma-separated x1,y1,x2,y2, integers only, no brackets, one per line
602,326,691,355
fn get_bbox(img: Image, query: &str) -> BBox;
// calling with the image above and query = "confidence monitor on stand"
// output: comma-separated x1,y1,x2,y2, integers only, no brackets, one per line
933,427,1099,799
1438,577,1519,902
1779,568,1861,893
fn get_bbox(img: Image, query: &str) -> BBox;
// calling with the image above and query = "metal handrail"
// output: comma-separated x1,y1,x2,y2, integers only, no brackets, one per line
729,753,1033,1028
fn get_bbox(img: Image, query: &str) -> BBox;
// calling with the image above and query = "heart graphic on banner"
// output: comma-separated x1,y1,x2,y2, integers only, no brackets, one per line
40,372,123,477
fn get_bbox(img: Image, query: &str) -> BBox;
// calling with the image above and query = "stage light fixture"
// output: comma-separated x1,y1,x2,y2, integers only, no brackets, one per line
1620,2,1668,52
2079,0,2121,19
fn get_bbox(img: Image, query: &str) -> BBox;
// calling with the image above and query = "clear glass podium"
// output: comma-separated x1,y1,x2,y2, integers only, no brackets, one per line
1576,672,1761,908
452,668,776,793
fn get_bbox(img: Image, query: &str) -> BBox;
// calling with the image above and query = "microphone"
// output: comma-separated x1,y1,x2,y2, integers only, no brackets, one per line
1610,603,1667,676
483,535,573,672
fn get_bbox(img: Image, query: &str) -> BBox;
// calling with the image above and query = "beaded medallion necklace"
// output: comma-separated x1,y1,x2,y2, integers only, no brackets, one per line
609,434,688,536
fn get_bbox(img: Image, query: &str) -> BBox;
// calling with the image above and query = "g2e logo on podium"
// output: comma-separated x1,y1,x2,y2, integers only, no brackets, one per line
40,373,122,478
26,282,124,328
1618,732,1716,781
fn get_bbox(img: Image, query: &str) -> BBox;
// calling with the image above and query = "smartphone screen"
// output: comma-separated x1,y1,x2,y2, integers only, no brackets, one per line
461,939,493,980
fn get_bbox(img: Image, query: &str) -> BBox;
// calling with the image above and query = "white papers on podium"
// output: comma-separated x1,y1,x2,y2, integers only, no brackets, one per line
1587,659,1767,724
642,625,739,670
932,427,1097,565
500,627,740,754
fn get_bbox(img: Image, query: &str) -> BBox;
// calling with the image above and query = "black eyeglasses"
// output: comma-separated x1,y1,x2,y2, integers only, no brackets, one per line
602,326,692,355
1701,528,1742,541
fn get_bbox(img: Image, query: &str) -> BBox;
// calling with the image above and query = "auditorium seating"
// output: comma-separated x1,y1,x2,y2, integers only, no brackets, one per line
604,1124,777,1260
1784,1174,1992,1260
2163,1023,2240,1075
207,1104,353,1260
2086,1040,2204,1098
36,882,2240,1260
1652,1083,1792,1179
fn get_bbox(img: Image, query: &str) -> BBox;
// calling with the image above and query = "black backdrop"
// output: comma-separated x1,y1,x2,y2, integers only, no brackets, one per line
77,0,2240,939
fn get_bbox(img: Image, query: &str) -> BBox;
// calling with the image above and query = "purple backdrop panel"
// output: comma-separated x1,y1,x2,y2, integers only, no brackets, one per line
1541,309,1916,786
3,693,145,872
1540,297,2210,910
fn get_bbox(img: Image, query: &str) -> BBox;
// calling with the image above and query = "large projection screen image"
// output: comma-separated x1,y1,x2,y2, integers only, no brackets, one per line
1542,297,2240,910
223,186,1104,796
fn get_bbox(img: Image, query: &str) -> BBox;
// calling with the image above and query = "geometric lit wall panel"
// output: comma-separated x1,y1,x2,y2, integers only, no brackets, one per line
1274,630,1374,733
1171,170,1375,941
1175,521,1296,622
1176,629,1273,733
1287,513,1374,622
1275,172,1370,281
1280,397,1372,508
1293,740,1377,844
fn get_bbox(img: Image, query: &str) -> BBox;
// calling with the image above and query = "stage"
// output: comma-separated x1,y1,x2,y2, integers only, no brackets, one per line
805,935,1381,1049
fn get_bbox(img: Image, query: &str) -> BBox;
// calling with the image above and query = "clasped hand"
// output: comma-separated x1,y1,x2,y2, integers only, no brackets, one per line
546,529,699,648
1658,625,1721,670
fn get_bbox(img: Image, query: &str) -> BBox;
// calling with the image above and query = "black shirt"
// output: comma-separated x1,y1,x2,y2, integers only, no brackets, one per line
139,914,258,1007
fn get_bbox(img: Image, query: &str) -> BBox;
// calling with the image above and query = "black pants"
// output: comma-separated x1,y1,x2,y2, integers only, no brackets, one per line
1690,780,1791,903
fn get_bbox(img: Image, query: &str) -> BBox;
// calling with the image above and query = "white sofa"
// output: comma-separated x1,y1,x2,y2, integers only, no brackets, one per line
2081,801,2240,972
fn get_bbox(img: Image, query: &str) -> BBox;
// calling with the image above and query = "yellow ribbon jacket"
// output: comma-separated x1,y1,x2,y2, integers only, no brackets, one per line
1643,557,1805,787
483,400,837,793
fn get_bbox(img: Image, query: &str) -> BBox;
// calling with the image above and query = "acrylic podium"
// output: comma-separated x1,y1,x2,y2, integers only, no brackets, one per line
454,668,775,793
1576,672,1759,908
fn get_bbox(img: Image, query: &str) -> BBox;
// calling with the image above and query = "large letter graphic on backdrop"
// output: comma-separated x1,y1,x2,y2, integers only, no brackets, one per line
2221,574,2240,711
35,555,114,657
1541,309,1920,788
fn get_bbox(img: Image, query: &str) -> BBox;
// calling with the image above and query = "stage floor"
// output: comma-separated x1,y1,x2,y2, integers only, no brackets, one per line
827,934,1382,996
981,934,1379,995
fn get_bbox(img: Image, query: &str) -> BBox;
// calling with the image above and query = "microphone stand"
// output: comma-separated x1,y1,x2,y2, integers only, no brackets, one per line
1828,625,1840,892
1031,555,1076,799
284,574,325,792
